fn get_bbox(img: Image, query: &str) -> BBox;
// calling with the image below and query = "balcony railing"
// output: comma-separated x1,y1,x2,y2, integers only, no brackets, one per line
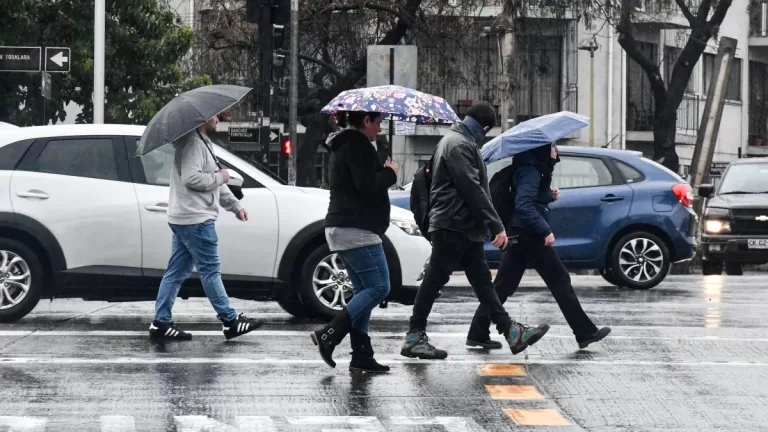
626,94,700,133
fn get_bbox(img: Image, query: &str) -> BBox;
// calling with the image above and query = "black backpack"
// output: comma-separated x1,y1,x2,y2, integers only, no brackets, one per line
410,155,435,240
489,164,517,229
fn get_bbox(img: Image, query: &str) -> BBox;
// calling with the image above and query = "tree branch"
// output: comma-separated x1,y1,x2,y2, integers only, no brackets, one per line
673,0,695,27
320,2,401,18
276,49,344,79
708,0,733,27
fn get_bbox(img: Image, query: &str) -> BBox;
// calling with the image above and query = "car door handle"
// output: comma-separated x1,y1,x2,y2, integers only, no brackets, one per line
601,194,624,202
144,203,168,212
16,190,49,200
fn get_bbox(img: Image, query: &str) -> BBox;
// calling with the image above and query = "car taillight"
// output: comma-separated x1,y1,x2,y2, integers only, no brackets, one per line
672,183,693,207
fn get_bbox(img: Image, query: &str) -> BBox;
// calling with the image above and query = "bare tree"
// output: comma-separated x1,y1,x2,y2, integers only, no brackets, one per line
603,0,734,173
194,0,594,186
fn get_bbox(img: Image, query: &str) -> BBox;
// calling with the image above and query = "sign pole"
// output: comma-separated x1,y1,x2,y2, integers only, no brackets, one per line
94,0,105,124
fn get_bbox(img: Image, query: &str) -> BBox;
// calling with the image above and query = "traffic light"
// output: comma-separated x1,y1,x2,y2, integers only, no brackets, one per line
282,138,292,158
271,0,290,80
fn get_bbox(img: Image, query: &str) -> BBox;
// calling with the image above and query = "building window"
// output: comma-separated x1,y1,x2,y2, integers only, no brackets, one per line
704,54,741,102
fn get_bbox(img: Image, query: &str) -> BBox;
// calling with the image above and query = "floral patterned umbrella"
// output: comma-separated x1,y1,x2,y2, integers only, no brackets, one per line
320,85,459,125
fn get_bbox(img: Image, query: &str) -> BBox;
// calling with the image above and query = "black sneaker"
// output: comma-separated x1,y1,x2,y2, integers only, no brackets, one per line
578,327,611,349
149,321,192,340
466,339,503,349
222,313,263,340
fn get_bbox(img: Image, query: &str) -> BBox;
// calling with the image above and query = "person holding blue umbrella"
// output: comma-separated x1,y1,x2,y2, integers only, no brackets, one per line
468,112,611,351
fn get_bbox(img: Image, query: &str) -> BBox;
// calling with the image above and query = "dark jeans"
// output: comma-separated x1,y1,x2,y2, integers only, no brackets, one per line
468,231,598,342
409,229,513,335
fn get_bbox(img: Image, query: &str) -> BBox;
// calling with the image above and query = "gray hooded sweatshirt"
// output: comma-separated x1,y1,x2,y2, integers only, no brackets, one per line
167,130,244,225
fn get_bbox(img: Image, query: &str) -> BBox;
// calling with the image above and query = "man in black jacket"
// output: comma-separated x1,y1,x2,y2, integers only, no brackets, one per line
400,103,551,359
467,143,611,350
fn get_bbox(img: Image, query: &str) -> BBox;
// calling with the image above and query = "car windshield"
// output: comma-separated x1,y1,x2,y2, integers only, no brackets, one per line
718,163,768,195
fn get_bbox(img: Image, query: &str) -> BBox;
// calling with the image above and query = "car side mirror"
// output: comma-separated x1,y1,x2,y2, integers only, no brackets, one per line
698,184,714,199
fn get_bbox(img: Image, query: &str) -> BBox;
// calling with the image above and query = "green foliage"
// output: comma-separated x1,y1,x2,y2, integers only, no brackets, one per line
0,0,210,126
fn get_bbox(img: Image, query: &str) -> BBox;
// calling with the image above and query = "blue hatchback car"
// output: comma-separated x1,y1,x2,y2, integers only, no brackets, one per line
390,146,697,290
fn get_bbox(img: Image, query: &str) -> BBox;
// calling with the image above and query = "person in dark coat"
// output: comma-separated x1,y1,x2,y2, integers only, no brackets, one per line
467,143,612,350
400,102,551,360
310,110,399,373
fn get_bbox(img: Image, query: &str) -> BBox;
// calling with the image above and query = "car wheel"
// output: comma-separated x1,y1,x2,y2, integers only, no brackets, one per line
610,231,670,290
725,262,743,276
702,260,723,276
599,268,621,286
274,290,309,318
0,239,44,323
299,243,354,320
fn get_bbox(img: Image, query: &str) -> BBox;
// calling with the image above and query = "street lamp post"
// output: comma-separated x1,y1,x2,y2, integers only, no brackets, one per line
579,38,598,146
94,0,105,124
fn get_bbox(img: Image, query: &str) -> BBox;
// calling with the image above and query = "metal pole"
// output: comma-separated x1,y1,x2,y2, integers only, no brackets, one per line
94,0,105,124
388,47,394,158
260,0,273,169
288,0,298,185
589,50,594,146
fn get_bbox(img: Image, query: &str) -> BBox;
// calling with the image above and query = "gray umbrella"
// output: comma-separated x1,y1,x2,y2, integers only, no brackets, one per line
135,84,252,156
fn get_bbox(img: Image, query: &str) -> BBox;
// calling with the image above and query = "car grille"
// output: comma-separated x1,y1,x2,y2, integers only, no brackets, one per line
730,209,768,235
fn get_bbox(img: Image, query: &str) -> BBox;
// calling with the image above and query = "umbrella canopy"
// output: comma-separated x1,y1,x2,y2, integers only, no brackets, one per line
320,85,459,125
480,111,589,164
136,84,252,156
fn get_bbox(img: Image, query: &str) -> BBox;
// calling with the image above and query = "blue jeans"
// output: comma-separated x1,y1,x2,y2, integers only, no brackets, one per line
339,244,391,333
153,220,237,324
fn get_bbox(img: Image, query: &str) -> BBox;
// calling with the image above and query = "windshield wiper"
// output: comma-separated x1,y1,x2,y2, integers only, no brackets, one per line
720,191,768,195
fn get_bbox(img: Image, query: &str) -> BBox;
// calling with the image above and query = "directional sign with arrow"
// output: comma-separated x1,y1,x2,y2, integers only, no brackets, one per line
45,47,70,73
270,128,280,143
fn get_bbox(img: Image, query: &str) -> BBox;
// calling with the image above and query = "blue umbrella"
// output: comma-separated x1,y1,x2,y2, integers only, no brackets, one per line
320,85,459,124
480,111,589,164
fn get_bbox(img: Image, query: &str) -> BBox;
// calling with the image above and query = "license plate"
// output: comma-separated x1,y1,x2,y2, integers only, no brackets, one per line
748,239,768,249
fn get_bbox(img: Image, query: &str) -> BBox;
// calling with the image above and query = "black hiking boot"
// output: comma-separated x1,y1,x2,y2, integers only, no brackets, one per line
349,329,389,373
505,322,550,355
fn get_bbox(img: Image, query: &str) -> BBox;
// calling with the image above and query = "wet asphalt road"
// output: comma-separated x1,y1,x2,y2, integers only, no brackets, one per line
1,274,767,431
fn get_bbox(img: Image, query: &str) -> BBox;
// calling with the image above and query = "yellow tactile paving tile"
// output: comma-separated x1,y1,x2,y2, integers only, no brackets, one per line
477,364,527,377
504,408,570,426
484,384,544,400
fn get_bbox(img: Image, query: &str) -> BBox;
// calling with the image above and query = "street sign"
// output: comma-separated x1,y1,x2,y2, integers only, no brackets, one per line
270,128,280,143
0,46,41,72
41,72,52,100
709,162,729,177
45,47,70,72
228,127,259,144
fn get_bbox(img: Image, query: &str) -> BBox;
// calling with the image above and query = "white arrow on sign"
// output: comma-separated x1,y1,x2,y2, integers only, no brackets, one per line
50,51,68,67
270,131,278,142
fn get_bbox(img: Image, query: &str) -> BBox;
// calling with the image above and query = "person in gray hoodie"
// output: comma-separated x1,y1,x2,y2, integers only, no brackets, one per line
149,115,263,341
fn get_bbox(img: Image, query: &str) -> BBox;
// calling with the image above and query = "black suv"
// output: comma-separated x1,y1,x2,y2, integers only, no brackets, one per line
698,157,768,275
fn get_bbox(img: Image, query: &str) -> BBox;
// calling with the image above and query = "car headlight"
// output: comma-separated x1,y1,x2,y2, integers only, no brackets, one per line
704,219,730,234
392,218,422,236
703,207,730,234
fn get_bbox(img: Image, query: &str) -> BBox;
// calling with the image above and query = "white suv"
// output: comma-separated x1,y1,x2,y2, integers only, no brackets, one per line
0,124,431,322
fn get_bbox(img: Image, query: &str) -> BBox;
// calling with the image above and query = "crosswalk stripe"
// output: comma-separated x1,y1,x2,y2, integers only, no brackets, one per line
504,408,570,426
485,385,544,400
477,364,526,377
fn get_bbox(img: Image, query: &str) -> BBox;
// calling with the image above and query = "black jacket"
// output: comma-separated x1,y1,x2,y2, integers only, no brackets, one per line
508,146,556,238
324,129,397,236
428,123,504,239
